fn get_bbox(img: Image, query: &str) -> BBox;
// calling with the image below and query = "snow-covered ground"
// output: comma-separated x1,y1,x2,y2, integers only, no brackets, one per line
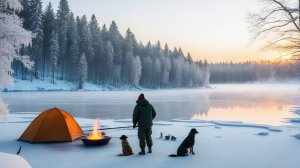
0,152,31,168
2,78,142,92
1,112,300,168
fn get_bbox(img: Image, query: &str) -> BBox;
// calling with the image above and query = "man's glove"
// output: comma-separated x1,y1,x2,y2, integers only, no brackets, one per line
133,123,137,128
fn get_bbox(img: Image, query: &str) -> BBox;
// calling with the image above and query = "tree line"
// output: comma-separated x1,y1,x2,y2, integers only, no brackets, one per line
13,0,210,89
210,61,298,83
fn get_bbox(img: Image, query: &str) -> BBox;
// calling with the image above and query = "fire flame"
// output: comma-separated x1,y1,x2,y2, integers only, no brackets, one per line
87,118,103,140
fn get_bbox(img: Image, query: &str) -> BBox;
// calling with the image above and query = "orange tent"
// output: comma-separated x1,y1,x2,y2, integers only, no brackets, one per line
18,107,84,143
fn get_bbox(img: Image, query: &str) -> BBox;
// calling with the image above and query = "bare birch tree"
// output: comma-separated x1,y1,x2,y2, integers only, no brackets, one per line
248,0,300,72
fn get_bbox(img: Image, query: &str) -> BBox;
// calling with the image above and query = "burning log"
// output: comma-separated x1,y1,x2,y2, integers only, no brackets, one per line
81,118,111,146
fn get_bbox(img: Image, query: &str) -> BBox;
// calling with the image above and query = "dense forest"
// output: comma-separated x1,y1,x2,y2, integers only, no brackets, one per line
210,61,298,83
11,0,298,89
13,0,210,89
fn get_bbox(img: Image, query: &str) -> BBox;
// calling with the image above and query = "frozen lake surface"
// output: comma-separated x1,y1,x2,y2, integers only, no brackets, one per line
1,84,300,168
2,84,299,126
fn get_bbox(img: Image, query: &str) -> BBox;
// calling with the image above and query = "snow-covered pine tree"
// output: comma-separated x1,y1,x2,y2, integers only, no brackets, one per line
140,55,153,88
19,0,31,30
153,57,161,87
124,28,138,56
187,52,192,64
77,53,88,89
160,43,171,87
78,15,93,61
109,21,123,65
67,12,79,82
0,0,33,116
203,59,210,87
42,2,56,78
89,14,103,83
122,28,134,84
56,0,70,80
30,0,43,79
152,41,163,86
121,29,142,86
132,55,142,86
101,24,108,41
77,15,93,81
104,41,114,83
178,48,185,59
108,21,123,84
169,49,183,87
164,43,170,57
122,51,133,84
49,31,59,84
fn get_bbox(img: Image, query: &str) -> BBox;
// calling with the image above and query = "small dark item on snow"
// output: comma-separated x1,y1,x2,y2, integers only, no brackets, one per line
81,136,111,146
165,135,170,140
16,146,22,155
160,132,163,138
171,136,176,141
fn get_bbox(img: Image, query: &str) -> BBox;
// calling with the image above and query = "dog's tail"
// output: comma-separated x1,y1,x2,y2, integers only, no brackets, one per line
169,154,177,157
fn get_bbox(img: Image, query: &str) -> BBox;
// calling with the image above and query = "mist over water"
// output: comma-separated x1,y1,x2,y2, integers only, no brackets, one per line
2,84,299,126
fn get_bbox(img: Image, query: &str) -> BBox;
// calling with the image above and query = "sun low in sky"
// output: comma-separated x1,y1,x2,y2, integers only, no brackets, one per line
43,0,278,63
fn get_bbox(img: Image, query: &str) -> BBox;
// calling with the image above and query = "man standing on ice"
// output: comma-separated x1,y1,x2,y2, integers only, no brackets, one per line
133,93,157,155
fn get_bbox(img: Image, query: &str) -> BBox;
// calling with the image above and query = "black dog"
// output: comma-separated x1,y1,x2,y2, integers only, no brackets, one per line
169,128,198,157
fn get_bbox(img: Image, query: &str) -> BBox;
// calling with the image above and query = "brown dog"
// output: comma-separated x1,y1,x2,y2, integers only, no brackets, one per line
118,135,134,156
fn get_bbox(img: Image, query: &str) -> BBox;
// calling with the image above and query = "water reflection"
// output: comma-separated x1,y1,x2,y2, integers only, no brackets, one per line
192,105,296,126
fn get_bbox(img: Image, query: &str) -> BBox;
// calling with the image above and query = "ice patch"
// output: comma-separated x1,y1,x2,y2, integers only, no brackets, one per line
114,119,132,123
172,119,243,124
153,121,173,126
290,118,300,123
256,132,269,136
293,134,300,139
185,123,216,127
114,119,173,126
172,119,283,132
290,109,300,114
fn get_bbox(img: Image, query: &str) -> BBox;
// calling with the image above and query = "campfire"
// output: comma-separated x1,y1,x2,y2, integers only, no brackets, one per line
87,118,103,140
81,118,111,146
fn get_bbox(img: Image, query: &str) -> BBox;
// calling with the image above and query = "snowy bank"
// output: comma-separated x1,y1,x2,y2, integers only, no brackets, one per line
2,78,143,92
0,152,32,168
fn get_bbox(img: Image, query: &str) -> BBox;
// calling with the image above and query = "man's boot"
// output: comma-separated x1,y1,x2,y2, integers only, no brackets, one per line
138,148,145,155
148,146,152,153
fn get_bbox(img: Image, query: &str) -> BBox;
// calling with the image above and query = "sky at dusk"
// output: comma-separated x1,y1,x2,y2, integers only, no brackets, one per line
42,0,279,63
